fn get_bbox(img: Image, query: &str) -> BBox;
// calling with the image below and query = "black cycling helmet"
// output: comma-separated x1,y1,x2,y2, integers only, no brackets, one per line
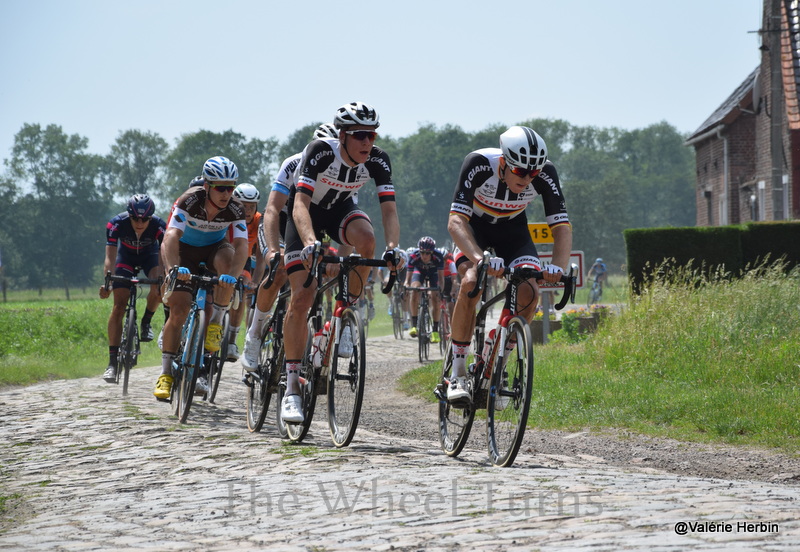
418,236,435,252
127,194,155,219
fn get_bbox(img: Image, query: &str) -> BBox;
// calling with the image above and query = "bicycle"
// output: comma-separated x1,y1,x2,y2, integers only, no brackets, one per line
276,244,396,447
434,254,576,467
163,264,239,423
390,284,405,340
407,285,438,362
244,255,288,433
103,270,162,396
587,274,603,305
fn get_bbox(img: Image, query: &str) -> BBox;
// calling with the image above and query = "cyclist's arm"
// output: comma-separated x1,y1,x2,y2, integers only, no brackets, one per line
161,226,184,271
292,192,317,249
99,244,117,298
448,213,482,266
230,236,250,276
545,224,573,283
379,200,400,251
263,189,288,259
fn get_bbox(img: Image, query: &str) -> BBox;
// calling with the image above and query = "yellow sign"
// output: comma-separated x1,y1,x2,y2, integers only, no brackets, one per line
528,223,554,244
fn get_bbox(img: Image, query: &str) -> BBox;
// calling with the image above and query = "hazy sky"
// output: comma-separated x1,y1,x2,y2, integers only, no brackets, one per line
1,0,762,163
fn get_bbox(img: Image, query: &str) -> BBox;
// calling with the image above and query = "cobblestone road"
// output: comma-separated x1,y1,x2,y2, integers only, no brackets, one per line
1,335,799,551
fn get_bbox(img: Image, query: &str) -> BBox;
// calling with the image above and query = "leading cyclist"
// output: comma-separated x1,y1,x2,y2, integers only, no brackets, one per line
446,126,572,403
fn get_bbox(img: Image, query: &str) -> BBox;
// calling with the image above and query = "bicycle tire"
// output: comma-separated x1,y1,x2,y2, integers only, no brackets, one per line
418,303,429,362
437,345,476,457
120,308,138,396
175,310,205,423
439,303,450,356
486,316,533,467
246,317,278,432
392,295,404,340
328,308,366,447
280,330,318,442
207,312,230,404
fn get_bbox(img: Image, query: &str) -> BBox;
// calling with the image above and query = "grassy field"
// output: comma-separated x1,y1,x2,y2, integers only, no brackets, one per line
400,264,800,453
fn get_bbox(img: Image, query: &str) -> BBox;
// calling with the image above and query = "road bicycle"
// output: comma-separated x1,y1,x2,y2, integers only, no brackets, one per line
163,264,240,423
407,285,438,362
103,270,162,396
390,283,405,340
244,255,288,433
434,254,576,467
587,275,603,305
276,244,396,447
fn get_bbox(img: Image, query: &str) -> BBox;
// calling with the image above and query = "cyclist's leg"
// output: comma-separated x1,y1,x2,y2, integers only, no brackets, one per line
340,212,374,303
140,261,162,342
155,288,191,399
243,254,287,370
205,241,237,352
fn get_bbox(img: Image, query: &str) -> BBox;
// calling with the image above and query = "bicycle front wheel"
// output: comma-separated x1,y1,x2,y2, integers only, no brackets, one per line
328,308,366,447
392,296,404,339
486,316,533,467
119,308,138,396
418,305,430,362
246,319,279,432
439,304,450,356
437,345,476,457
174,310,205,423
207,312,230,404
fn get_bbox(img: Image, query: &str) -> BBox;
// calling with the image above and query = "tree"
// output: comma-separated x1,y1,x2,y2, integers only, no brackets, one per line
105,129,169,200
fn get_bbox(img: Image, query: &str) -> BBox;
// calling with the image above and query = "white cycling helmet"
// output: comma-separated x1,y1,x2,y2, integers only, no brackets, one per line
313,123,339,140
233,183,260,203
333,101,380,129
499,126,547,171
202,156,239,182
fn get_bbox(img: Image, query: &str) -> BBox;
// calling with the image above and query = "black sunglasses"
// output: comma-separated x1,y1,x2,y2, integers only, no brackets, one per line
131,216,152,223
345,130,378,141
210,185,235,193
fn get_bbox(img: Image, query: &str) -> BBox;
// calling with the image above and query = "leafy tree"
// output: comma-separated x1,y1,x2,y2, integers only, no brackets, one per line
105,129,169,200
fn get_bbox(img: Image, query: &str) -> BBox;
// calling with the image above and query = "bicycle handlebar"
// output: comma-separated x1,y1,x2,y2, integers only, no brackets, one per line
317,253,397,295
104,271,163,291
162,265,220,302
261,253,282,290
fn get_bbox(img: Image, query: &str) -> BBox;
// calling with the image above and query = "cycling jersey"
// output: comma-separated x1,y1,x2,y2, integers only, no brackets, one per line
295,138,395,209
169,188,247,247
106,212,166,255
449,148,569,228
273,152,302,198
407,248,445,272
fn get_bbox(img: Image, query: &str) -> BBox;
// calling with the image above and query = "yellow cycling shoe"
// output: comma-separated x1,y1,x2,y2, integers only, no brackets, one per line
431,331,440,344
409,326,418,338
204,323,223,352
153,374,173,400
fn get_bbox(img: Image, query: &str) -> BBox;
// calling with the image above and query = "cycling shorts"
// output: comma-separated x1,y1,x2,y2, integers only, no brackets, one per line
410,268,439,288
283,197,371,276
171,240,234,294
113,252,160,290
454,215,541,270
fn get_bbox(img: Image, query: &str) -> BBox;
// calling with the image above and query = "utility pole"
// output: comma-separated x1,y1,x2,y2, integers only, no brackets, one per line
769,0,785,219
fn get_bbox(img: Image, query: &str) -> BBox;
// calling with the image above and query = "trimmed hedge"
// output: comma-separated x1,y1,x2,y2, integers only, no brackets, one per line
625,221,800,293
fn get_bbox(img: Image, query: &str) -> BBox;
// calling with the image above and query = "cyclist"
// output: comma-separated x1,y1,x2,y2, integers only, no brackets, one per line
223,183,264,361
240,123,340,372
153,156,250,401
99,194,167,382
587,257,608,285
404,236,445,343
446,126,572,403
279,101,405,423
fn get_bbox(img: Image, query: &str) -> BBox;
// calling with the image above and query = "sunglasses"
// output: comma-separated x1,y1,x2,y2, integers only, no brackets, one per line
131,216,151,223
210,185,235,193
507,165,541,178
345,130,378,141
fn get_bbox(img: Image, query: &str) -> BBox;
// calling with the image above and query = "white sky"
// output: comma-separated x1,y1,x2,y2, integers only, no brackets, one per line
0,0,762,162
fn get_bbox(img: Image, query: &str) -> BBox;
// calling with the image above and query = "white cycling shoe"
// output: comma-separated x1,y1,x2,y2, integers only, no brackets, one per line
281,394,304,423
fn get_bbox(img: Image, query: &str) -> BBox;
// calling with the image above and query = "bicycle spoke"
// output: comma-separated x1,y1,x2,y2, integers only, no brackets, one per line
328,309,366,447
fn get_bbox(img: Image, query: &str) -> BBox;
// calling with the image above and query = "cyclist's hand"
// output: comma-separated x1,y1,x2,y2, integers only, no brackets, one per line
176,266,191,281
487,256,505,277
218,273,237,289
542,264,564,284
99,285,111,299
384,247,407,272
300,243,316,270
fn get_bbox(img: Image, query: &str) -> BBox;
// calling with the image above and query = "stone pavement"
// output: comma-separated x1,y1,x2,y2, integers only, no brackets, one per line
1,339,799,551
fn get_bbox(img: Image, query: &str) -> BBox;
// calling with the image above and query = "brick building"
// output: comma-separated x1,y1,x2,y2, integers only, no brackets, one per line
686,0,800,226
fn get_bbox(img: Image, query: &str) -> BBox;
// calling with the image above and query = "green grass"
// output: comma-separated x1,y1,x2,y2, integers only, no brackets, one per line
401,263,800,453
0,297,164,386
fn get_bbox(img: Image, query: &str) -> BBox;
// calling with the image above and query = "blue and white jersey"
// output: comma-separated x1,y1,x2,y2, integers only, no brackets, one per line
169,188,247,247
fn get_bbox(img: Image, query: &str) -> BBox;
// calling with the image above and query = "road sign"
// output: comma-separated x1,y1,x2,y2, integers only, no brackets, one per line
538,250,585,289
528,223,554,244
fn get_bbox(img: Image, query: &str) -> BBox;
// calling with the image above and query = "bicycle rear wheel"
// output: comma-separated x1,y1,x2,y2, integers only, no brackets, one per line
328,308,366,447
246,318,279,432
436,346,476,457
392,295,404,339
486,316,533,467
174,310,205,423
